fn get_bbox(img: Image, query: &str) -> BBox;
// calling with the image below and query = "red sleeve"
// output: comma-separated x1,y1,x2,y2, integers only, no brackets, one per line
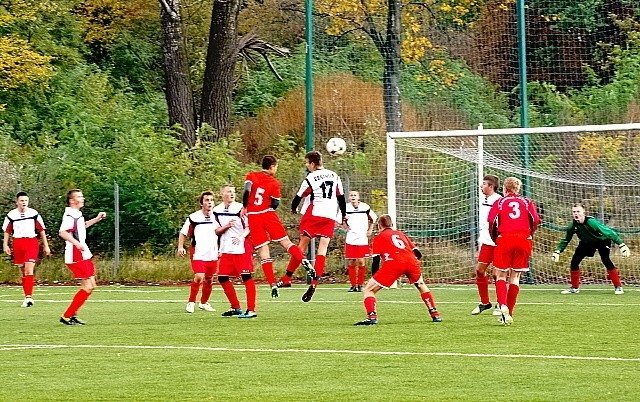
271,177,282,199
35,221,44,233
4,222,12,234
528,199,541,234
404,233,416,250
487,202,500,241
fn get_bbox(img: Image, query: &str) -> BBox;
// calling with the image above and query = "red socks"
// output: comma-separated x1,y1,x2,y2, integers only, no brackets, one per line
200,277,213,304
311,255,326,286
495,279,508,306
188,279,200,303
476,272,490,304
220,280,240,309
348,264,356,286
507,284,520,315
63,289,90,318
608,268,622,287
570,270,581,289
22,274,34,298
286,244,304,264
364,296,377,318
357,266,366,286
260,258,276,285
244,278,257,311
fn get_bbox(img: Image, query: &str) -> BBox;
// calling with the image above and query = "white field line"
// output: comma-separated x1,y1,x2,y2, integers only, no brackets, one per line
0,343,639,362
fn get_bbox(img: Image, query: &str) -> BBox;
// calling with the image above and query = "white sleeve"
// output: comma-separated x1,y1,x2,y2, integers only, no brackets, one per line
179,218,191,236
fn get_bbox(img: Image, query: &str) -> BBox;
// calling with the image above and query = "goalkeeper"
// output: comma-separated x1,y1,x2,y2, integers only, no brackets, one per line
552,203,629,295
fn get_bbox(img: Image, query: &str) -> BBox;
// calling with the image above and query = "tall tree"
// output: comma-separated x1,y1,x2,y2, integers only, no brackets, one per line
159,0,197,147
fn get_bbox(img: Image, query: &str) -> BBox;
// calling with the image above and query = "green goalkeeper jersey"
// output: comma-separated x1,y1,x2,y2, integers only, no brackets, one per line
556,216,624,252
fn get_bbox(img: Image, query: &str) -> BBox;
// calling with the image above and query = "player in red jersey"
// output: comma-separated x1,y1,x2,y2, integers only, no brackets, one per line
177,191,218,313
242,155,309,298
214,185,258,318
354,214,442,325
58,189,106,325
277,151,347,302
487,177,541,326
471,175,502,315
344,190,377,292
3,191,51,307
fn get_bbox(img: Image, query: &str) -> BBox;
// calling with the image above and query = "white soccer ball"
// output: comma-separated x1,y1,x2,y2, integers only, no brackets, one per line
326,137,347,156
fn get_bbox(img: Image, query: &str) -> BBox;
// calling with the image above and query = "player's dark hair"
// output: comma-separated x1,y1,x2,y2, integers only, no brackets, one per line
483,175,499,190
199,190,215,205
573,203,586,210
15,191,28,199
66,189,82,205
306,151,322,166
378,214,394,229
262,155,277,170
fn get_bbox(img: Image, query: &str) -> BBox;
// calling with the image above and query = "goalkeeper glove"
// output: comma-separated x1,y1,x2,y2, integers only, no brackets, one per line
551,251,560,263
620,243,631,257
271,285,279,298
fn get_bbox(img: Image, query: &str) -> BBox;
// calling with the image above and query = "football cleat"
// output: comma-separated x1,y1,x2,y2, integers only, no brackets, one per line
221,308,243,317
354,317,378,326
348,286,357,292
301,259,316,279
432,315,442,323
471,303,493,315
21,297,34,308
59,316,75,326
185,302,195,313
492,305,502,316
356,286,362,292
198,302,216,312
275,280,291,288
301,284,316,302
70,316,86,325
614,286,624,295
499,304,513,326
271,285,279,298
238,310,257,319
560,287,580,294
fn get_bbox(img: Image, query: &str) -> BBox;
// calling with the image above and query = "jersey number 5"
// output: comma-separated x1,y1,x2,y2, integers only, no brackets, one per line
254,187,265,205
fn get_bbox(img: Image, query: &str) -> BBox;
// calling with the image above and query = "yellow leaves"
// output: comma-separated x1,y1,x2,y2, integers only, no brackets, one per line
577,133,625,167
0,36,54,91
75,0,128,47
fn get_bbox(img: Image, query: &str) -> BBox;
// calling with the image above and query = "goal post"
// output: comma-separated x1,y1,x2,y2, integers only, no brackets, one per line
387,123,640,285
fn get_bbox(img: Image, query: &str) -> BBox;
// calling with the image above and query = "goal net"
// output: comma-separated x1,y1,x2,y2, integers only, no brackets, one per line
387,123,640,285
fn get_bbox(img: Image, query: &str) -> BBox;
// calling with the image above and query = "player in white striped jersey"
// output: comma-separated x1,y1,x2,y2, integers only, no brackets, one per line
277,151,347,302
471,175,502,316
344,191,377,292
3,191,51,307
213,185,258,318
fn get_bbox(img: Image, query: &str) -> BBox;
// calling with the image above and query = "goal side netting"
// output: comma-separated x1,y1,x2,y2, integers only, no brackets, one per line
387,123,640,285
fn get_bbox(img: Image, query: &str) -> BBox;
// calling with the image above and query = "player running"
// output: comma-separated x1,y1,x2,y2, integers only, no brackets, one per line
276,151,347,302
242,155,310,298
552,203,629,295
3,191,51,307
354,214,442,325
488,177,541,326
177,191,218,313
214,184,258,318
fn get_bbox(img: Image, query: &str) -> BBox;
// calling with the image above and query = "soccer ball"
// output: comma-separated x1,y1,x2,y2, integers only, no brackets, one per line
326,137,347,156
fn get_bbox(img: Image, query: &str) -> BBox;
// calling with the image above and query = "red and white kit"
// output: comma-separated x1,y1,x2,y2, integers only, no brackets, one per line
213,201,254,276
345,202,377,258
3,207,45,265
296,168,344,238
370,228,423,288
180,210,219,275
59,207,95,278
488,193,541,270
244,171,288,248
477,192,502,264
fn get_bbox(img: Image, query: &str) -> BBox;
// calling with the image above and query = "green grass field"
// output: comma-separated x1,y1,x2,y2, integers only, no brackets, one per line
1,283,639,401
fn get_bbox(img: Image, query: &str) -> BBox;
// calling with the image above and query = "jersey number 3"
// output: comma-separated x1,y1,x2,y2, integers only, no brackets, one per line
507,201,521,219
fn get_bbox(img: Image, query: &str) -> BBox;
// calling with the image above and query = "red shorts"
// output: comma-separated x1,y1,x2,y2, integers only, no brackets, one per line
493,234,532,270
191,260,218,276
11,237,39,265
477,244,495,264
218,251,255,277
372,259,423,288
67,259,95,279
248,212,288,248
300,215,335,238
345,244,371,259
